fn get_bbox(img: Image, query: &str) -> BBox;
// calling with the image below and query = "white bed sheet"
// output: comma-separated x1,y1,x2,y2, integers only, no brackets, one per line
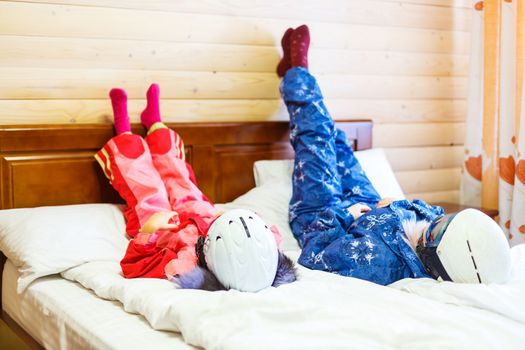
2,260,194,350
61,250,525,350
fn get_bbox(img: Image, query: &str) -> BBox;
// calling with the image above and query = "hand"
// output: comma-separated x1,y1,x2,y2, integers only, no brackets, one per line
140,211,180,234
348,203,371,219
377,198,396,208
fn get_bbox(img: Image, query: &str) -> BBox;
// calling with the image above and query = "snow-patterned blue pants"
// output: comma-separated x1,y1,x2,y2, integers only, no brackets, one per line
281,67,443,285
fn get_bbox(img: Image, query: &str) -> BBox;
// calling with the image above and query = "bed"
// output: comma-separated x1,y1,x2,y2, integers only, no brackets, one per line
1,121,524,350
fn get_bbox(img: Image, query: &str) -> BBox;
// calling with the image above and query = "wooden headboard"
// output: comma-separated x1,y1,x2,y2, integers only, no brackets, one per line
0,120,372,209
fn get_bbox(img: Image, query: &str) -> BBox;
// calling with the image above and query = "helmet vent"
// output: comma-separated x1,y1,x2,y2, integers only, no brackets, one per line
239,217,251,238
466,240,482,283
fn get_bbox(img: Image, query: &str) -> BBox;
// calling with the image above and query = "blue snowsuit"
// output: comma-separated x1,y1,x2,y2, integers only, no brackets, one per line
281,67,445,285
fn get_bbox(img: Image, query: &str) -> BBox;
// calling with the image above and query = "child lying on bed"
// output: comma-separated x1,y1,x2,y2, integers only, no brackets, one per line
278,25,511,285
95,84,296,292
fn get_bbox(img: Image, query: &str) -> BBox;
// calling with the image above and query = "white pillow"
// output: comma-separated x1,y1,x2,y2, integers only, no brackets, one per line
234,148,404,251
253,148,405,199
0,203,128,292
215,182,300,252
354,148,405,199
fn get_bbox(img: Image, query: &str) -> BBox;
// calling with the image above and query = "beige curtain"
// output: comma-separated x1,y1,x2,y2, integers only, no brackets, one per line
461,0,525,246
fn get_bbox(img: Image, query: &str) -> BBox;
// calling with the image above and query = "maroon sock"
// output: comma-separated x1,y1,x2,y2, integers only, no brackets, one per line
109,88,131,135
141,83,162,130
276,28,294,77
290,25,310,69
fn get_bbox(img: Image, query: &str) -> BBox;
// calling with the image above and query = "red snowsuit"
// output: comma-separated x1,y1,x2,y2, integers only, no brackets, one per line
95,127,220,279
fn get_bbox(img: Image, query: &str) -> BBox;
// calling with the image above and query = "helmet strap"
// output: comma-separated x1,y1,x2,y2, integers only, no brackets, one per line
417,246,452,282
195,235,207,268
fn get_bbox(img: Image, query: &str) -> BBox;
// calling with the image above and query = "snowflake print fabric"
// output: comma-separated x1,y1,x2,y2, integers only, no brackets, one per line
281,67,444,285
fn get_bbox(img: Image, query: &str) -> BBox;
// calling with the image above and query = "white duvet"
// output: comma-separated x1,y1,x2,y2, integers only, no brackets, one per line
61,247,525,350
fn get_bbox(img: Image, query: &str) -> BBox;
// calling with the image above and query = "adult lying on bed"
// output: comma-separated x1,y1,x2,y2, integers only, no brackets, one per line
96,84,296,292
278,25,511,285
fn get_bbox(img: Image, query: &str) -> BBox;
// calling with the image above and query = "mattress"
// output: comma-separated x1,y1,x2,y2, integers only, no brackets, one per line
1,260,194,350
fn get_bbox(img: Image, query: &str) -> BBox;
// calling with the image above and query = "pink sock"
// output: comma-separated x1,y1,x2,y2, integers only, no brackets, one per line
141,83,162,130
109,88,131,135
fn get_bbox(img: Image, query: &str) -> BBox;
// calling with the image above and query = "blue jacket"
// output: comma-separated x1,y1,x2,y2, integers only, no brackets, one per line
281,67,443,285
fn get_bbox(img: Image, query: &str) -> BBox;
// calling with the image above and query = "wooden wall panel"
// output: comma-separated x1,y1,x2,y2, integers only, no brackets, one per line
0,99,468,124
396,168,461,193
0,0,471,203
0,2,471,53
7,0,472,31
373,123,466,147
407,190,460,203
0,68,468,100
384,146,464,171
0,36,469,76
380,0,470,7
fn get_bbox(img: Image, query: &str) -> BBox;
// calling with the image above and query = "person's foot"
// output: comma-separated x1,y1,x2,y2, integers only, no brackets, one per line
141,83,162,130
109,88,131,135
290,24,310,69
276,27,294,77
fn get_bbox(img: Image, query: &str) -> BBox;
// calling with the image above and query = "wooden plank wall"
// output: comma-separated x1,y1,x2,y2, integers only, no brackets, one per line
0,0,471,203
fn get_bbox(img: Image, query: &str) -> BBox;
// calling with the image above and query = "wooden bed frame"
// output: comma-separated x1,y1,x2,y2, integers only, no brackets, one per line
0,120,372,349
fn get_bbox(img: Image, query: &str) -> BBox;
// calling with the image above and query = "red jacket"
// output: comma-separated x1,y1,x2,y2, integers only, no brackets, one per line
95,128,220,279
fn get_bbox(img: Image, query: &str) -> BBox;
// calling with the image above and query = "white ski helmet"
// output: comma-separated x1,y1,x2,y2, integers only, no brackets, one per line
203,209,279,292
416,209,511,284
